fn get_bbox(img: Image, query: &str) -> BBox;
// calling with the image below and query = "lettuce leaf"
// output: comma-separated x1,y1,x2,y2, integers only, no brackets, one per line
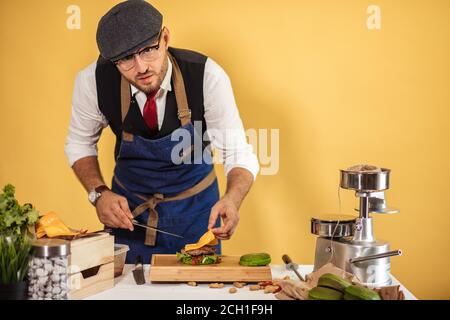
0,184,39,236
201,255,218,265
176,252,192,264
176,252,219,265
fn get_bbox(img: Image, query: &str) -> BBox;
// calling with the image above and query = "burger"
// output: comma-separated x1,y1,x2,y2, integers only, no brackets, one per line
176,229,221,265
176,245,220,265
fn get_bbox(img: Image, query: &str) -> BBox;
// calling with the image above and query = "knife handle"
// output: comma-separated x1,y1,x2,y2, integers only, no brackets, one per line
135,255,143,266
282,254,292,265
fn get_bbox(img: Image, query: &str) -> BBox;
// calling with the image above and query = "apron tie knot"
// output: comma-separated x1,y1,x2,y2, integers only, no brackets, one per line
153,193,164,201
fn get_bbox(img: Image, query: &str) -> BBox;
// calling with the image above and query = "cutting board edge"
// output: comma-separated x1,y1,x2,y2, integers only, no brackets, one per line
148,272,273,283
149,253,273,283
149,265,272,270
149,279,272,283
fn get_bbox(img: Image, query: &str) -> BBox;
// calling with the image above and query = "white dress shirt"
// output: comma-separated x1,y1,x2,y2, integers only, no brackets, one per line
64,56,259,180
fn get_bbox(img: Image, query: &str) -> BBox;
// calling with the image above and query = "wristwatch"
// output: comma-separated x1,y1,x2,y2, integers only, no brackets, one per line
88,185,110,206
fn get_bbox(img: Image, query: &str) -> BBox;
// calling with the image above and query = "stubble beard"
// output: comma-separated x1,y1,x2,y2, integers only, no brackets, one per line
128,55,168,95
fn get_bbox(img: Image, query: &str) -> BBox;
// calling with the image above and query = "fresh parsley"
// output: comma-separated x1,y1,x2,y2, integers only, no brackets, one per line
0,184,39,236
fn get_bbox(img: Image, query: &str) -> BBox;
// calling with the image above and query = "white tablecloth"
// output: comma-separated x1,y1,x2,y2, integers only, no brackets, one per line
86,264,417,300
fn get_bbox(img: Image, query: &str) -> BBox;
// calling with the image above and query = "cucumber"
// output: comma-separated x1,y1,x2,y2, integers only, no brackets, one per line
317,273,352,293
308,287,343,300
239,253,271,266
344,285,381,300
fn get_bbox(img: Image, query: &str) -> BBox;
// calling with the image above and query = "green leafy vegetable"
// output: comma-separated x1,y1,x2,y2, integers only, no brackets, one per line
176,252,219,265
176,252,192,264
201,255,218,265
0,184,39,236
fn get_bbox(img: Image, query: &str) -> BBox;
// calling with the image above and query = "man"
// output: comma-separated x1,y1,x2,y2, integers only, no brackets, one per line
65,0,259,263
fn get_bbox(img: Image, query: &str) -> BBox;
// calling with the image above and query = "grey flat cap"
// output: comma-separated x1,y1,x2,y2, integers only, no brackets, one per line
96,0,163,61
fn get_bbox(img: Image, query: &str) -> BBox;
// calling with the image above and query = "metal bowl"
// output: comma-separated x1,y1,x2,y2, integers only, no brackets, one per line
311,214,357,238
340,168,390,192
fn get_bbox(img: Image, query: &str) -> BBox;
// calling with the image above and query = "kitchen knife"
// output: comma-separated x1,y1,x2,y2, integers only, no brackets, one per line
131,219,184,238
132,255,146,285
282,254,305,282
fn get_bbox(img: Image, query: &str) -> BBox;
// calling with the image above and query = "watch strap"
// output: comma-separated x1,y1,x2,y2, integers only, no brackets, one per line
95,185,110,194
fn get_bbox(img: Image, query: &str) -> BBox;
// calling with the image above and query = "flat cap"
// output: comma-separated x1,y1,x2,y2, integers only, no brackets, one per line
96,0,163,61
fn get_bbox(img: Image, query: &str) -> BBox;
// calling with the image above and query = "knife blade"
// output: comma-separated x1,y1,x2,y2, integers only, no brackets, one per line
131,219,184,238
132,255,146,285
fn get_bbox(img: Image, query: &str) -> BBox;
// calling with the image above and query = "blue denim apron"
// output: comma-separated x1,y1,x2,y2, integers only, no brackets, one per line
110,54,220,263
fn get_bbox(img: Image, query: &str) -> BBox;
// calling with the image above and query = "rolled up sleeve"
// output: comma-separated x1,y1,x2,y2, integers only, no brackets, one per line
64,62,108,167
203,58,260,180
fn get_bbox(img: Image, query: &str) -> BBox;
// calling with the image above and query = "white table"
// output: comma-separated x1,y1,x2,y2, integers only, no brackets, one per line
86,265,417,300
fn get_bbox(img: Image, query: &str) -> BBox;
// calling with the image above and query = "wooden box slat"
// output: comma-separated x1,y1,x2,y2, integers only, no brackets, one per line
68,232,114,273
68,262,114,300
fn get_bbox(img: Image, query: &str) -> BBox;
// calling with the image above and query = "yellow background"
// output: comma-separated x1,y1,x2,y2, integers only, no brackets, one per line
1,0,449,299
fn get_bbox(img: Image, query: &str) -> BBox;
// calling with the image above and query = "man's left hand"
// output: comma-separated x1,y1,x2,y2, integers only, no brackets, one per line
208,196,240,240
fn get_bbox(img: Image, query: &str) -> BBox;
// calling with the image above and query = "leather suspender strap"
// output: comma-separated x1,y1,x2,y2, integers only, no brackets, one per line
120,76,134,142
120,76,131,123
167,52,191,126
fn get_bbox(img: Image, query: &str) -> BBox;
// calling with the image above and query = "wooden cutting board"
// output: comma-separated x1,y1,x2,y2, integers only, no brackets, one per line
149,254,272,283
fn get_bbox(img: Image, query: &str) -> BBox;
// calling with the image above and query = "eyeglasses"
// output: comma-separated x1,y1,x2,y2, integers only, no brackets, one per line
114,29,164,71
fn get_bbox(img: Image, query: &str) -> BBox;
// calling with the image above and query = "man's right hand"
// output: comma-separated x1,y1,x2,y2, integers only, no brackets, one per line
95,191,134,231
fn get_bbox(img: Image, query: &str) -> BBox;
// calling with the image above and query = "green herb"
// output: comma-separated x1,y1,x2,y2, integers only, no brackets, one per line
0,184,39,236
176,252,218,265
176,252,192,264
201,255,218,265
0,235,33,284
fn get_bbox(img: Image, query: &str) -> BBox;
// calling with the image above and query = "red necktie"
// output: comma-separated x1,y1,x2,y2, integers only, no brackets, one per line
143,90,158,133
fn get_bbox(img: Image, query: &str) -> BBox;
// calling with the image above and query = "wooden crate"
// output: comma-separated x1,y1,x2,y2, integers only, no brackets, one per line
68,262,114,300
68,232,114,271
149,254,272,283
67,232,114,299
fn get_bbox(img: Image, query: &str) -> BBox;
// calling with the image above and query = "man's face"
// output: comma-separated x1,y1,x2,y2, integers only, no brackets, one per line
116,27,170,95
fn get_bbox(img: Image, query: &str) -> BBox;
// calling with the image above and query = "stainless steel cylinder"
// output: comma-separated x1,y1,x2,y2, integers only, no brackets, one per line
32,239,70,257
311,215,356,238
340,168,390,192
352,217,376,242
313,237,393,286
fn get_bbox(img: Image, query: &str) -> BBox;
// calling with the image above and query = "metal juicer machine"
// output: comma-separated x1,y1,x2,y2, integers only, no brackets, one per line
311,165,402,287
